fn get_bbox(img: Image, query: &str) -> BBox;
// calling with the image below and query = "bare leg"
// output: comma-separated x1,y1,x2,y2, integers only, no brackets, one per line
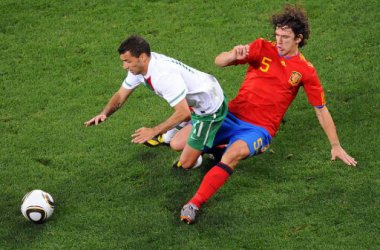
220,140,250,169
179,143,203,169
170,124,192,151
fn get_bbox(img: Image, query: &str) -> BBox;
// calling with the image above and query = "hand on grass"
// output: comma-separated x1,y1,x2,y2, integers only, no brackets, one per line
331,145,357,167
84,114,107,127
131,127,156,144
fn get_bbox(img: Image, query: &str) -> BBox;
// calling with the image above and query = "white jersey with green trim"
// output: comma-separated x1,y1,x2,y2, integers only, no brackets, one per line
121,52,224,115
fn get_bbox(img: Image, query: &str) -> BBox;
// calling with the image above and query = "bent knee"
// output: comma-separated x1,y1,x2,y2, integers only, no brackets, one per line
221,142,250,165
170,139,185,151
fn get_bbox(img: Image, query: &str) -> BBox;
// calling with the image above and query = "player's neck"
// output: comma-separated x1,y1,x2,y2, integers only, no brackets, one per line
279,48,299,59
142,57,151,75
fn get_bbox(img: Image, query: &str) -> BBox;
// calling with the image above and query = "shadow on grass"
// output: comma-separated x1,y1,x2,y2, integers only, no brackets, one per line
1,201,49,249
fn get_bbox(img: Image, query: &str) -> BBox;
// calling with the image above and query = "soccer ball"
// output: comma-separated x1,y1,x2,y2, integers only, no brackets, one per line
21,189,55,224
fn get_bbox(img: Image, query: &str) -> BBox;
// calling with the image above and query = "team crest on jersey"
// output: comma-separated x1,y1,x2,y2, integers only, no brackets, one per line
288,71,302,86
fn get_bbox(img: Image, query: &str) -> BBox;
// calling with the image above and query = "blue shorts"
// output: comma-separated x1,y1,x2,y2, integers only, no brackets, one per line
206,112,272,157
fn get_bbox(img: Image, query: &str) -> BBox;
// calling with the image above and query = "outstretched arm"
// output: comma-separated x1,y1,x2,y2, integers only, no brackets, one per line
131,98,191,144
314,106,357,166
84,87,133,126
215,44,249,67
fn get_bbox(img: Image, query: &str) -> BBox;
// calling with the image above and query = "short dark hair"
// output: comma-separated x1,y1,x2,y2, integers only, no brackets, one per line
118,35,151,57
271,4,310,47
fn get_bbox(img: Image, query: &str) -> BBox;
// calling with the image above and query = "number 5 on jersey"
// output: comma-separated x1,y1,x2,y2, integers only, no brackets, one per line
259,57,272,72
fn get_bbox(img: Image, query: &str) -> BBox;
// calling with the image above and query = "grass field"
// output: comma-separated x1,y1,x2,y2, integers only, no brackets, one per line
1,0,379,249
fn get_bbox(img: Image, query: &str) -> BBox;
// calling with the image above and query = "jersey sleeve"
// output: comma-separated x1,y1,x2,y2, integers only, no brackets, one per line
236,38,264,65
303,65,326,107
155,73,188,107
121,71,143,89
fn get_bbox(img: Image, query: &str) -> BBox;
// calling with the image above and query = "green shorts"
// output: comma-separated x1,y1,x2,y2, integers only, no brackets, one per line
187,97,228,151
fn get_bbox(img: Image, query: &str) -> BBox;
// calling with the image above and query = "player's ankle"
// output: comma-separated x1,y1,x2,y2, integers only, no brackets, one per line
189,194,203,208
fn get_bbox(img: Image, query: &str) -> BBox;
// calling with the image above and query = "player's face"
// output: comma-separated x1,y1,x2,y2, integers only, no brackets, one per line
120,51,145,75
275,26,301,57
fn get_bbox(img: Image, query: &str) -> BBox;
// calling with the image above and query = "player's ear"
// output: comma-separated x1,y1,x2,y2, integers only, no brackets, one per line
296,34,303,44
140,53,149,62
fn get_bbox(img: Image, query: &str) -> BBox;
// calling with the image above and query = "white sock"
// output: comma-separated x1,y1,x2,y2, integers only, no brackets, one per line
192,155,203,169
162,121,189,144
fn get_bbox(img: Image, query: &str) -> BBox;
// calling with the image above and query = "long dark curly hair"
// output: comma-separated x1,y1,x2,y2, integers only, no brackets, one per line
271,4,310,48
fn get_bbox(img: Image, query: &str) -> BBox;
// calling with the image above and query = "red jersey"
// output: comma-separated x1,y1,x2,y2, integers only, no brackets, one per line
228,38,326,137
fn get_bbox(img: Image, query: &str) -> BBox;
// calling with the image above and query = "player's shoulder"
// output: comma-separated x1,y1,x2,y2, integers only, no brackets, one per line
298,53,315,69
149,52,172,73
151,51,169,60
151,52,169,65
248,38,276,55
149,54,181,85
152,52,179,69
250,38,274,46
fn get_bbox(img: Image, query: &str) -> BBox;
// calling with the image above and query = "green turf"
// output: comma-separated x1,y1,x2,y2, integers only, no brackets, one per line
1,0,379,249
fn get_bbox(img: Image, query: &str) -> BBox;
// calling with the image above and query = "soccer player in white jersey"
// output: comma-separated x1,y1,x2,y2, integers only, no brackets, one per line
85,35,228,168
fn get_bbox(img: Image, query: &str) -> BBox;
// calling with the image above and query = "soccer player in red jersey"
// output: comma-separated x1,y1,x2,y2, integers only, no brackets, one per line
178,4,357,224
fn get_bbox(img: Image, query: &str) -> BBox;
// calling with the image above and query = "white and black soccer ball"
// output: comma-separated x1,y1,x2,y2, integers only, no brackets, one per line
21,189,55,224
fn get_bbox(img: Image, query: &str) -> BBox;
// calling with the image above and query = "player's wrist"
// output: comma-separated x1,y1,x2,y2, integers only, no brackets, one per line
152,126,161,136
99,110,108,117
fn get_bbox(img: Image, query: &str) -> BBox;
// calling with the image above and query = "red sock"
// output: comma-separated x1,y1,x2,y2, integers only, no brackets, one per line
189,162,233,208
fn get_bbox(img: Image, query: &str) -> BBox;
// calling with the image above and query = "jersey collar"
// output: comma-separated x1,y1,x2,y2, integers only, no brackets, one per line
278,52,300,60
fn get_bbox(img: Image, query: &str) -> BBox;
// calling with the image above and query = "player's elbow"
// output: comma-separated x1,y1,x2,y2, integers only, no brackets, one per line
214,57,226,67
